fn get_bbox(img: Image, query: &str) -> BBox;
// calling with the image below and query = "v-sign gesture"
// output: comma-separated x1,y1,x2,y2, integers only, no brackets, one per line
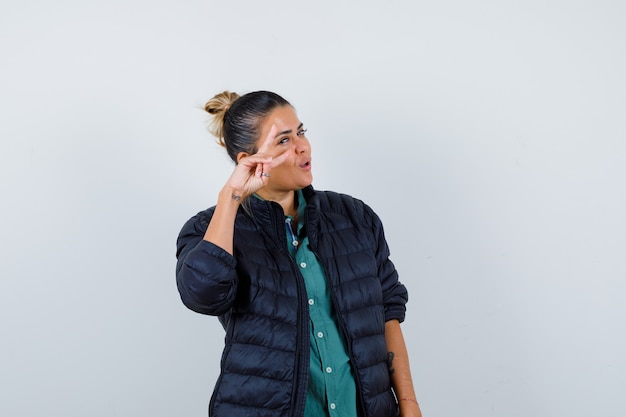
226,124,290,201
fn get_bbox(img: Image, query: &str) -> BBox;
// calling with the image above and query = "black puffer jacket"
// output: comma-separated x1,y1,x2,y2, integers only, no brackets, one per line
176,186,408,417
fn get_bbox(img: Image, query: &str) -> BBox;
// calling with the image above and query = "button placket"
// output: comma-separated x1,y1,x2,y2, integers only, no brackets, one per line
293,230,355,416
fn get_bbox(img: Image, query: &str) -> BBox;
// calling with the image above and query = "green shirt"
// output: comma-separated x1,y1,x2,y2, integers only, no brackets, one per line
285,190,358,417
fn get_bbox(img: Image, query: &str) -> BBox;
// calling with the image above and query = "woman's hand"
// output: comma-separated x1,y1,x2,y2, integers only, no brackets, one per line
385,320,423,417
205,125,289,254
225,124,288,200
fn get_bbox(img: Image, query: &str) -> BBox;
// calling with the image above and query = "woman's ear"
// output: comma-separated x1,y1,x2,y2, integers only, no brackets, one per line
236,151,250,164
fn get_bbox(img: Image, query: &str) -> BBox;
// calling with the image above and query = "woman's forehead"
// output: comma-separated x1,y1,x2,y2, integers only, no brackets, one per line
264,106,300,128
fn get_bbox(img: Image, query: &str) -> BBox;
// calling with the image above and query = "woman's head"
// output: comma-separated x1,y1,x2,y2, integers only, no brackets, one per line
205,90,292,163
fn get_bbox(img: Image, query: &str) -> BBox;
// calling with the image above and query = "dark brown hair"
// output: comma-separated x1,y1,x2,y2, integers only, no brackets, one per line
204,90,291,163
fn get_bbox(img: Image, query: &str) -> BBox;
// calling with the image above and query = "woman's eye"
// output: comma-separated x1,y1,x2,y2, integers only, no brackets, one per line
278,137,289,144
297,128,307,136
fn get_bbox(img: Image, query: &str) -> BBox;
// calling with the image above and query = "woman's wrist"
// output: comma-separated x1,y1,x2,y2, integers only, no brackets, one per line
399,397,422,417
399,398,419,405
218,187,244,205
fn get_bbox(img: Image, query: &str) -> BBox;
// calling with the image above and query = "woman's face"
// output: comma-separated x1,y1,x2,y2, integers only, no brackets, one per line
256,105,313,193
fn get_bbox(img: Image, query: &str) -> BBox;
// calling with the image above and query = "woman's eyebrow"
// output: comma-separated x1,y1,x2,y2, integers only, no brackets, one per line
274,123,304,139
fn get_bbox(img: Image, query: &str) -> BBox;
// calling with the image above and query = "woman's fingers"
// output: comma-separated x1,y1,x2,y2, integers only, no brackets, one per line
250,124,288,179
256,147,288,179
257,124,279,155
227,155,272,197
270,149,288,168
254,161,264,178
226,124,290,197
240,152,272,167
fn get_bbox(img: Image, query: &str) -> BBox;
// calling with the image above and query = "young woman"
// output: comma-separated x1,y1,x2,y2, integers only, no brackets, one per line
176,90,422,417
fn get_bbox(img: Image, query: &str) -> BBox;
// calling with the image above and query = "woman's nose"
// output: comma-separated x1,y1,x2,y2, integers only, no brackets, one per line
295,138,309,153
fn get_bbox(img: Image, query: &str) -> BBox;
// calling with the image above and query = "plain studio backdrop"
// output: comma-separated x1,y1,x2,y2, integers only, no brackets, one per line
1,0,625,416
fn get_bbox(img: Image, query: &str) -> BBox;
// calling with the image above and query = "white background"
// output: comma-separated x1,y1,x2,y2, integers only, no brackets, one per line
1,1,625,416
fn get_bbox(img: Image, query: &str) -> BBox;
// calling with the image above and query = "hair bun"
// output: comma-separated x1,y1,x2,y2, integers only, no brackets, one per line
204,91,240,144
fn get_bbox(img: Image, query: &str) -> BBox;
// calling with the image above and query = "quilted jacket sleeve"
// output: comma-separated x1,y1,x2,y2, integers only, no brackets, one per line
175,211,239,316
366,205,408,323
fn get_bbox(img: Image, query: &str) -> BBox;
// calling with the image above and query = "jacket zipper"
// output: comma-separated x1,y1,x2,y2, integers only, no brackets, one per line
270,202,309,417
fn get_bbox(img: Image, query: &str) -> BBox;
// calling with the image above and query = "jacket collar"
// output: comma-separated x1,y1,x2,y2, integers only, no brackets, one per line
244,185,320,246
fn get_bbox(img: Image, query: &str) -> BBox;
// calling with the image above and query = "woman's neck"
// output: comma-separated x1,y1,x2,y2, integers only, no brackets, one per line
257,189,297,218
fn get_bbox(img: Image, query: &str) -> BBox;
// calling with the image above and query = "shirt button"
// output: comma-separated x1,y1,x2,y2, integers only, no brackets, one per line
300,262,307,268
326,367,332,373
308,299,314,305
330,403,336,410
317,332,324,338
